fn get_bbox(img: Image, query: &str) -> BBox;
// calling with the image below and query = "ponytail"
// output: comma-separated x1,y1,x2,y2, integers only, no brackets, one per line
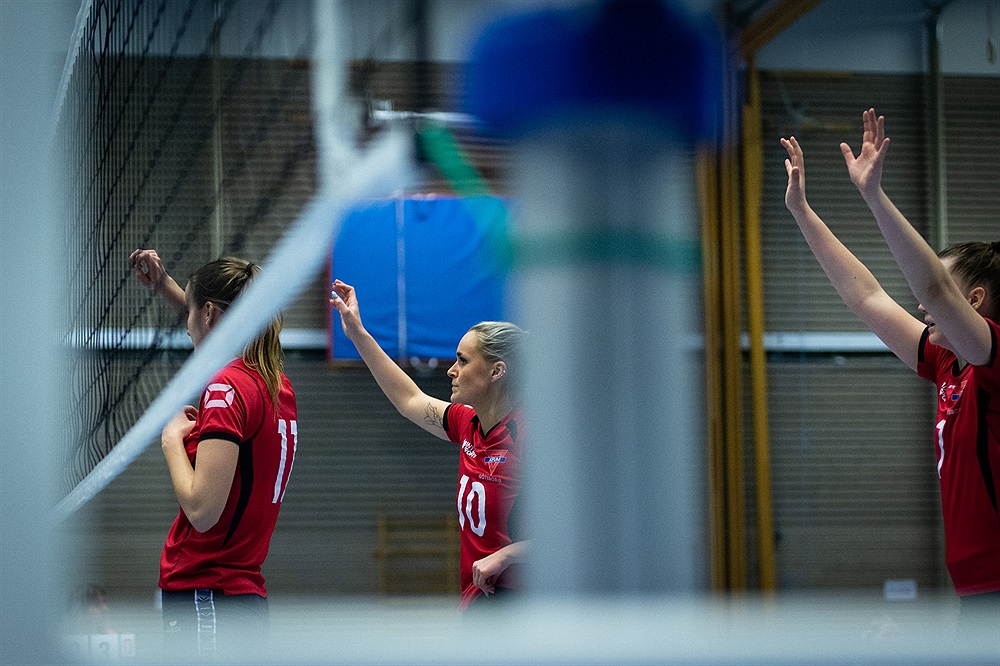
244,315,284,411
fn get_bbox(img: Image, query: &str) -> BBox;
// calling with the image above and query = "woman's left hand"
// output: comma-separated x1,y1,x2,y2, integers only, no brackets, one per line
840,107,890,203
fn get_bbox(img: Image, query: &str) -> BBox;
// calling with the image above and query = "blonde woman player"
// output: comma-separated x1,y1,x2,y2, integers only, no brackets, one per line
130,249,298,657
781,110,1000,614
331,279,527,611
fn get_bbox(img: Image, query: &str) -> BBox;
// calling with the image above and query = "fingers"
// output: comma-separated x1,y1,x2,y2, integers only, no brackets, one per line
473,572,495,594
129,249,146,278
839,142,855,164
130,248,154,268
780,136,800,155
130,249,163,288
862,108,887,148
329,279,356,304
781,137,804,186
873,136,891,166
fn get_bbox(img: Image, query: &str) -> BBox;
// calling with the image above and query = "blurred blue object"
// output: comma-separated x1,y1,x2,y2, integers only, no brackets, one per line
463,0,723,140
330,196,508,360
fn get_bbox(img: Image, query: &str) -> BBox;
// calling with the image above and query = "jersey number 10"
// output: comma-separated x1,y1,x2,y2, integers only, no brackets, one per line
458,474,486,537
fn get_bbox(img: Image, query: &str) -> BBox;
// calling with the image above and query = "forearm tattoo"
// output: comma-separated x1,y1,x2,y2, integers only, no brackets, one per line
423,402,442,429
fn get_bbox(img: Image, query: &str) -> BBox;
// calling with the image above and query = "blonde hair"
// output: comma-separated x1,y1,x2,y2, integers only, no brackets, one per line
188,257,284,410
467,321,526,376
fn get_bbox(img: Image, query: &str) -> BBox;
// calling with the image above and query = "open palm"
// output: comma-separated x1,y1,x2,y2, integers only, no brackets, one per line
840,108,890,202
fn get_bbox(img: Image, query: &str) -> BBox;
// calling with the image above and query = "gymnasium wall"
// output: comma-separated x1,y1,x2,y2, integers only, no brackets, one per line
57,0,1000,602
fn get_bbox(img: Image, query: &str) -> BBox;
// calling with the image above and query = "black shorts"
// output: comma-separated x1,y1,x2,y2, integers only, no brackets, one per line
160,588,269,659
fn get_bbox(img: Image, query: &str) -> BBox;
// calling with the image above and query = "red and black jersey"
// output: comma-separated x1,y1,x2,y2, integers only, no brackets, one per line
159,358,298,597
443,403,524,610
917,318,1000,596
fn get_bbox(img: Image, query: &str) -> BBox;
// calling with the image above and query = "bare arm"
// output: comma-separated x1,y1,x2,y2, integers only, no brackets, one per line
841,109,993,366
161,406,239,532
782,135,925,370
130,248,186,316
331,279,451,440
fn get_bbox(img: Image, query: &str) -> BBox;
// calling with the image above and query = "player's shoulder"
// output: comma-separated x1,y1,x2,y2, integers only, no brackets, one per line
280,371,296,396
985,317,1000,347
976,317,1000,376
446,402,477,429
505,409,525,442
918,327,950,374
211,358,254,385
207,359,269,406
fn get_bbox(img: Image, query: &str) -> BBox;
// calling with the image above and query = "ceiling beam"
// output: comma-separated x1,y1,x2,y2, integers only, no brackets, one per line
738,0,825,57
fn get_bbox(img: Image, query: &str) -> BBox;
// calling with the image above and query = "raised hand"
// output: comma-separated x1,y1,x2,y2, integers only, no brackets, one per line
329,279,365,341
781,135,808,214
839,108,890,203
129,248,168,291
129,248,186,315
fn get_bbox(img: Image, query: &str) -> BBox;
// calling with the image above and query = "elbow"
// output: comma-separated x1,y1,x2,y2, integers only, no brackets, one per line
186,507,222,533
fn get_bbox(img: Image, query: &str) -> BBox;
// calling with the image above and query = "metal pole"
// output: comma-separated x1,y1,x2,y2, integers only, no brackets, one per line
464,1,722,596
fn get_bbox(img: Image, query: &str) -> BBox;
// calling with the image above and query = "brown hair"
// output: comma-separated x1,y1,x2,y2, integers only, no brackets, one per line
938,240,1000,321
188,257,284,409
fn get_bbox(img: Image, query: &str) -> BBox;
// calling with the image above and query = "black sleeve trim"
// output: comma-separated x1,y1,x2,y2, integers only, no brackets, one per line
442,403,453,434
917,326,930,364
198,431,244,447
223,440,255,547
976,387,998,515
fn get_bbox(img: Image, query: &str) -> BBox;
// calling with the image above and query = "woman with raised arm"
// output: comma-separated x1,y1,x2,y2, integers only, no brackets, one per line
130,249,299,657
331,279,527,611
781,110,1000,611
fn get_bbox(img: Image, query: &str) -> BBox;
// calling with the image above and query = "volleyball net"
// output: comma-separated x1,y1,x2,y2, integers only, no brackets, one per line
53,0,500,518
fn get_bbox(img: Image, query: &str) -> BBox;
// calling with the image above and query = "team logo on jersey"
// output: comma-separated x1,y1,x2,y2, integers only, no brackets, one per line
938,378,967,415
462,440,476,459
203,383,235,409
484,450,508,475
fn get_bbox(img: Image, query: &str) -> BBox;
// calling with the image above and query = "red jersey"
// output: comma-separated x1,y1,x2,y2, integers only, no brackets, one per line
917,318,1000,595
443,403,524,610
159,358,298,596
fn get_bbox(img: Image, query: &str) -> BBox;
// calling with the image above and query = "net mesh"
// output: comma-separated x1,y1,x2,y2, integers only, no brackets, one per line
57,0,506,503
60,0,319,494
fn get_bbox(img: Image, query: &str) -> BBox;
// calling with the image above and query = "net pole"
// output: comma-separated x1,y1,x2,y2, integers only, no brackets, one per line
312,0,355,195
464,3,721,597
1,3,72,662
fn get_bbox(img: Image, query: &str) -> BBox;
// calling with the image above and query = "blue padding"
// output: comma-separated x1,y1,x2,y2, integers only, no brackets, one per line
330,197,508,361
463,1,722,140
403,197,506,358
331,201,399,359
